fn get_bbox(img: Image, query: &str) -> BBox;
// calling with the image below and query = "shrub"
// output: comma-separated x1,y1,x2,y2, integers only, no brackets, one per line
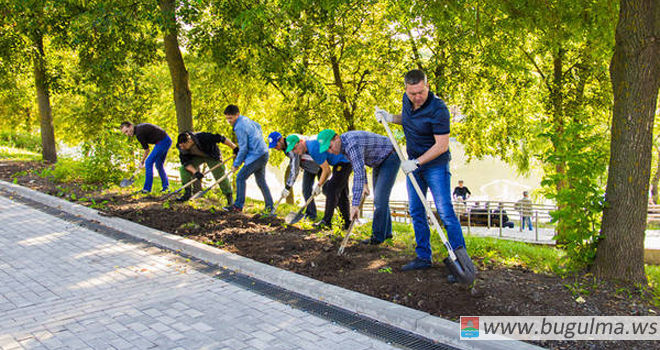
0,130,41,152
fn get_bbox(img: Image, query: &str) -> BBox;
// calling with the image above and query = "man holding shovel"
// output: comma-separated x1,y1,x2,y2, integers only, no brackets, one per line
120,121,171,193
317,129,400,245
175,131,238,204
223,105,274,213
376,69,467,276
268,132,321,219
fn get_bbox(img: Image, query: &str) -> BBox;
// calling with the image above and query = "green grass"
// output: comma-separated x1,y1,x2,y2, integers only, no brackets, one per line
646,265,660,306
0,146,41,161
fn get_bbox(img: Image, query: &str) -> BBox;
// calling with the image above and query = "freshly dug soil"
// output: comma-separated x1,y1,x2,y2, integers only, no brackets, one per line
1,160,658,350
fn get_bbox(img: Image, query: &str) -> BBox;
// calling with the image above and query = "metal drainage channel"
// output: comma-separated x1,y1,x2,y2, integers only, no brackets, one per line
1,189,459,350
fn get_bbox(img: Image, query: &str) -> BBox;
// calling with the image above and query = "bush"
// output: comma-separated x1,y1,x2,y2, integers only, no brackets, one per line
0,130,41,152
39,130,135,185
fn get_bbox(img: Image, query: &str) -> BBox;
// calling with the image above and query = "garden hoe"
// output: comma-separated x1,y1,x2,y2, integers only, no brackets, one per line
378,108,476,285
120,168,141,188
190,167,237,200
164,157,234,199
285,194,318,224
337,194,367,255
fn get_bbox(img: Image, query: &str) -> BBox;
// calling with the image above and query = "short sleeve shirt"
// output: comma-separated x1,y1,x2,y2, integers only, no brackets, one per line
401,91,451,167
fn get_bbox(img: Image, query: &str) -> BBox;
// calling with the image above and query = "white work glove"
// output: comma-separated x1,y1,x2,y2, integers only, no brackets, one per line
375,106,393,123
281,188,290,199
312,184,322,197
401,159,419,174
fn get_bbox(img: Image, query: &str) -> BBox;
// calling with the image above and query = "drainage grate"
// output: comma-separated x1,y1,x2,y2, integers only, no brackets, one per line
2,189,460,350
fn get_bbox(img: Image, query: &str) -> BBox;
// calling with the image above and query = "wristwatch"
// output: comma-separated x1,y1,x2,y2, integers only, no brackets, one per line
415,159,420,166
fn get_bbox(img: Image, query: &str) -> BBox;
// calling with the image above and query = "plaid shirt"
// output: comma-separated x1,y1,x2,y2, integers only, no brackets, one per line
340,131,394,207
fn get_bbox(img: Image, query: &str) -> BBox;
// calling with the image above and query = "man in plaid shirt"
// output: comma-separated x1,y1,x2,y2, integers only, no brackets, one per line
317,129,400,244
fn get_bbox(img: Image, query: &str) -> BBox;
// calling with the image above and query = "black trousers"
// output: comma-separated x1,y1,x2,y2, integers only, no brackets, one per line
322,162,352,228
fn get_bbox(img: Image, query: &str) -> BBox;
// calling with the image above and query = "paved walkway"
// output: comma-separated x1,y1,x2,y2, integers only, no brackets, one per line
0,195,397,350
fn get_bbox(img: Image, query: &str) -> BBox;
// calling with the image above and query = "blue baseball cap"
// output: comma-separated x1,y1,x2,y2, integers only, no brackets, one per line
268,131,282,149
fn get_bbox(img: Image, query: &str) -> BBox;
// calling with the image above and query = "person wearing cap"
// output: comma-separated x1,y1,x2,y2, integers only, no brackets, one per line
120,121,172,193
375,69,467,273
268,132,322,219
223,105,273,213
175,131,239,203
317,129,400,244
288,134,353,229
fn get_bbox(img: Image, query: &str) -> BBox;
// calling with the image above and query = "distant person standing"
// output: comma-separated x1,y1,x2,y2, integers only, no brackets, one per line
120,121,172,193
224,105,273,213
453,180,471,201
516,191,533,231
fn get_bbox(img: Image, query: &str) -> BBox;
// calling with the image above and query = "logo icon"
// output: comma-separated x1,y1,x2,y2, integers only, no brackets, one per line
460,316,479,338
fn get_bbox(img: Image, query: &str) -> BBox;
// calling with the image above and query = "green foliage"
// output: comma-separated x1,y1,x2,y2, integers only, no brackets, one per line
79,130,134,184
0,131,41,152
0,146,41,161
540,122,609,268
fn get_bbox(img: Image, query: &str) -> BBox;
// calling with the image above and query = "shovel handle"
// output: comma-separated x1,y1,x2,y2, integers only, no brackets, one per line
337,194,367,255
378,111,457,261
171,156,235,196
190,166,237,200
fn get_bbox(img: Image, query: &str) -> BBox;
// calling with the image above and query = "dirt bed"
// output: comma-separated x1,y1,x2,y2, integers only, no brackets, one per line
1,160,657,350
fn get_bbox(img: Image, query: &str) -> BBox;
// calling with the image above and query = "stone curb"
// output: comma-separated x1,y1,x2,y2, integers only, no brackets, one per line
0,180,542,350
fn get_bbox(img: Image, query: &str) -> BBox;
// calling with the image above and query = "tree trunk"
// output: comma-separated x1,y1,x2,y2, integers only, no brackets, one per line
31,30,57,163
593,0,659,283
551,48,568,244
329,53,354,131
158,0,193,133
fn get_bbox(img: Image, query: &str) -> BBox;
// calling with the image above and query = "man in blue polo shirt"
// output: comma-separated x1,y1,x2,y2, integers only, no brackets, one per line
376,69,467,275
288,135,353,230
224,105,273,213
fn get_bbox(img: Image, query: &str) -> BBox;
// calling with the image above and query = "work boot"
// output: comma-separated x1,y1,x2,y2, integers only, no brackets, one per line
176,188,192,202
225,193,234,207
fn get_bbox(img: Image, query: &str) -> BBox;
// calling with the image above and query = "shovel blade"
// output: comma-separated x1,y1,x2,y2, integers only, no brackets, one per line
119,177,134,188
285,211,304,225
443,247,476,285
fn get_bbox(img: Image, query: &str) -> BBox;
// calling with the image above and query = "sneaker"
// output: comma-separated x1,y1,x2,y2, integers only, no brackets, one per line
138,189,149,194
161,187,170,193
447,274,458,284
401,258,432,271
360,237,382,245
260,210,275,218
223,205,242,213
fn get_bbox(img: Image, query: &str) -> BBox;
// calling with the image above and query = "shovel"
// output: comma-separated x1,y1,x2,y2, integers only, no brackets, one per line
164,157,234,199
120,168,141,188
190,166,237,200
337,194,367,255
285,193,317,224
379,109,476,285
271,193,286,215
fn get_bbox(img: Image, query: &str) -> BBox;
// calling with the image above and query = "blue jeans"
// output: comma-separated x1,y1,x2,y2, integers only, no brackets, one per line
371,152,400,242
143,136,171,192
235,153,273,210
522,216,533,230
301,170,318,219
407,162,465,261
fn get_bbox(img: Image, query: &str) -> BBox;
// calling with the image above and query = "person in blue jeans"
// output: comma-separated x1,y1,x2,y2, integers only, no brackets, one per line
317,129,400,245
223,105,273,213
376,69,467,277
120,121,171,193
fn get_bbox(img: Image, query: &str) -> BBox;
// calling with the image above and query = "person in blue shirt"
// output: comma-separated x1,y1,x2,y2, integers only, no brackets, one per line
223,105,273,213
268,132,322,219
287,135,352,230
376,69,467,275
